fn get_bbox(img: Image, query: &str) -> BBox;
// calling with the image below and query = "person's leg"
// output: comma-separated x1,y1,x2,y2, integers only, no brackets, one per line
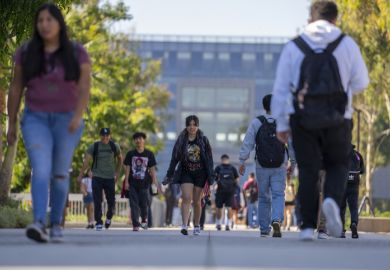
348,184,359,225
340,190,348,231
166,195,174,225
248,203,254,227
290,115,322,230
21,111,53,226
129,186,141,227
286,206,293,230
139,188,150,226
50,112,83,226
257,167,271,234
92,178,104,225
200,204,206,228
181,183,194,227
103,179,116,221
87,203,94,224
192,186,203,227
270,167,287,223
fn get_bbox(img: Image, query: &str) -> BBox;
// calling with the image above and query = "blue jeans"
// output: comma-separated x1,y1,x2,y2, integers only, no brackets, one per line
256,166,286,233
247,201,258,227
21,108,83,225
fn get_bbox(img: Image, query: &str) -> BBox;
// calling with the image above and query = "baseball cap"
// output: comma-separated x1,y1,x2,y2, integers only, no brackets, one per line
100,128,111,136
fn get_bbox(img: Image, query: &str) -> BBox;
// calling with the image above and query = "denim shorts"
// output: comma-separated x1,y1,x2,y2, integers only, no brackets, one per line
83,193,93,204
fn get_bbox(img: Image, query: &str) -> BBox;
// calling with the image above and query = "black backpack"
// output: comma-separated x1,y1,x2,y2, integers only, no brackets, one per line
217,165,236,193
255,116,285,168
292,34,348,130
91,141,118,169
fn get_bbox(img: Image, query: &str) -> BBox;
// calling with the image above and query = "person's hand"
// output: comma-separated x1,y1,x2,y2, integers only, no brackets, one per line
239,164,246,176
82,191,88,197
277,131,290,144
7,124,17,146
114,173,119,183
162,176,172,186
68,116,82,133
124,179,129,191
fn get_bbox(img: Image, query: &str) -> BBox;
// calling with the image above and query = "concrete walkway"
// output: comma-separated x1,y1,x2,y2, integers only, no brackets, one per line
1,226,390,270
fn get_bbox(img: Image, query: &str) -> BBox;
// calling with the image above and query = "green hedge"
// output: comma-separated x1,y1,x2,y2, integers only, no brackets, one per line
0,200,32,228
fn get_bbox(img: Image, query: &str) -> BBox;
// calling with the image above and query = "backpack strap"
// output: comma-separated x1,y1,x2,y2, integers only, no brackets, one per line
109,140,117,156
325,34,345,54
257,115,267,124
292,36,314,55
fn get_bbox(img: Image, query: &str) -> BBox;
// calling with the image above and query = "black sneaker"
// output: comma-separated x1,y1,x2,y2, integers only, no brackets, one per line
260,231,269,237
272,221,282,238
26,222,49,243
340,230,346,238
225,225,230,231
105,219,111,229
216,224,222,231
351,223,359,239
180,228,188,235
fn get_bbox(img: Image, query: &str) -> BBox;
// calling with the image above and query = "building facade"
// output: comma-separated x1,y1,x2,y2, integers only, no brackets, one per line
130,35,288,181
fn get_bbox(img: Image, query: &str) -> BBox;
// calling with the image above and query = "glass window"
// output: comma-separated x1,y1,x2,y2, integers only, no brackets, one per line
218,52,230,61
242,53,256,61
182,87,215,109
167,132,176,140
216,133,226,141
203,52,214,60
216,88,249,109
178,52,191,60
228,133,238,142
182,87,197,108
264,53,273,62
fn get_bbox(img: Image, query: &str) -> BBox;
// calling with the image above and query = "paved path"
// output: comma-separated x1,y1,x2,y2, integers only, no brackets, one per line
1,226,390,270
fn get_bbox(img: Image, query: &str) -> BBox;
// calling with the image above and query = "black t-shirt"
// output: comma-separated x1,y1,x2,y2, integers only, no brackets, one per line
184,140,204,173
123,149,157,189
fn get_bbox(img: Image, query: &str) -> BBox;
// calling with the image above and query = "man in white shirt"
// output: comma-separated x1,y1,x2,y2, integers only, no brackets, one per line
271,1,369,240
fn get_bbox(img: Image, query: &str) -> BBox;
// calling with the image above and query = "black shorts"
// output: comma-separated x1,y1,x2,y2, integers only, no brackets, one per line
215,192,234,208
180,171,207,188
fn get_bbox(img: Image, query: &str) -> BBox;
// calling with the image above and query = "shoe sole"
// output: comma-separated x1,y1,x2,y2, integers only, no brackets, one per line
272,223,282,238
322,199,342,238
26,226,49,243
180,229,188,236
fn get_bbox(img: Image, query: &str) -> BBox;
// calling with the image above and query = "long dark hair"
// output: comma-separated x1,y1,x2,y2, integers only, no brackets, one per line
22,3,80,84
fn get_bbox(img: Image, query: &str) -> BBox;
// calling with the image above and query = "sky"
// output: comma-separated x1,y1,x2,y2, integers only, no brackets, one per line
109,0,311,38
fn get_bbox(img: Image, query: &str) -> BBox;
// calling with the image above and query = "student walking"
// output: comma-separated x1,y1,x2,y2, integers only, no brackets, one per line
271,1,369,240
78,128,122,231
81,170,94,229
243,173,259,229
214,154,239,231
340,144,364,239
123,132,158,231
239,94,296,238
7,3,91,243
163,115,214,236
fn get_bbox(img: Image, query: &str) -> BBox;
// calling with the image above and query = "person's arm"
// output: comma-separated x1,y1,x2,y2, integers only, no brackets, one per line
114,144,123,183
7,63,24,146
68,63,91,133
347,37,369,94
239,118,260,175
286,138,297,178
358,151,365,175
77,154,92,182
166,140,180,178
124,165,130,190
149,166,158,185
80,181,88,196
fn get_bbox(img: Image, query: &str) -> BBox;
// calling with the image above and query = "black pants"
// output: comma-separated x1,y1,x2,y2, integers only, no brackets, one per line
165,193,176,225
129,185,149,227
340,183,359,229
290,115,352,229
92,177,116,225
200,204,207,227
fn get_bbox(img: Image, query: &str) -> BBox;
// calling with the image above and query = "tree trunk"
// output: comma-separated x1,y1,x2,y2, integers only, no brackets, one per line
364,119,374,210
0,89,4,162
0,136,18,205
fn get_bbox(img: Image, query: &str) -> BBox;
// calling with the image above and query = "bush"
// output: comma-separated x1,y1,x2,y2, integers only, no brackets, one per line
0,200,32,228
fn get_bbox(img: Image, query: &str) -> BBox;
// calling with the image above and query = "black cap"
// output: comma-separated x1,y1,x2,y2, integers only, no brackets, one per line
100,128,111,136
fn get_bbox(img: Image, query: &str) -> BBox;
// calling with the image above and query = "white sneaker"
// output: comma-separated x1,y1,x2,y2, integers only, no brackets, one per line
299,228,315,241
322,198,342,238
193,226,201,236
317,231,329,240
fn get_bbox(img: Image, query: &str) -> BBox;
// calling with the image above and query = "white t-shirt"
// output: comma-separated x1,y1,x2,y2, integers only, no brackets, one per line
81,177,93,193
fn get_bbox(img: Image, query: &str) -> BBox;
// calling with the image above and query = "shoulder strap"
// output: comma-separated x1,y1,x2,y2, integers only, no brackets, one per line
257,115,267,124
109,140,117,155
325,34,345,54
293,36,314,55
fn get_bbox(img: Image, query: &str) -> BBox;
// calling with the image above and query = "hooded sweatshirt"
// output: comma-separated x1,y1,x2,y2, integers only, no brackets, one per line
271,20,369,132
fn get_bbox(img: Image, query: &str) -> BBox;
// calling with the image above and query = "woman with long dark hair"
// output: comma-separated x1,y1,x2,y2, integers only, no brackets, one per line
164,115,214,235
7,3,91,243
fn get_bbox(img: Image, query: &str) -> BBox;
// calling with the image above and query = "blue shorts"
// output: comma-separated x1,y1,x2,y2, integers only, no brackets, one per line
83,193,93,205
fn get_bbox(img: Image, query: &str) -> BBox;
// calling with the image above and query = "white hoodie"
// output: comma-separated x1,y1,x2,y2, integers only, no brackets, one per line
271,20,369,132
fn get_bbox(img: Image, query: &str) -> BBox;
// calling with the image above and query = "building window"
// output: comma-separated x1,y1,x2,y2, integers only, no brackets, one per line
166,132,177,140
177,52,191,60
242,53,256,61
203,52,214,60
218,52,230,61
264,53,273,62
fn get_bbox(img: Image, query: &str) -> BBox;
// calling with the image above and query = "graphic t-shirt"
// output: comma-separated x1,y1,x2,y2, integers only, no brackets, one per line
184,140,204,173
124,149,157,189
13,43,90,112
87,142,121,179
